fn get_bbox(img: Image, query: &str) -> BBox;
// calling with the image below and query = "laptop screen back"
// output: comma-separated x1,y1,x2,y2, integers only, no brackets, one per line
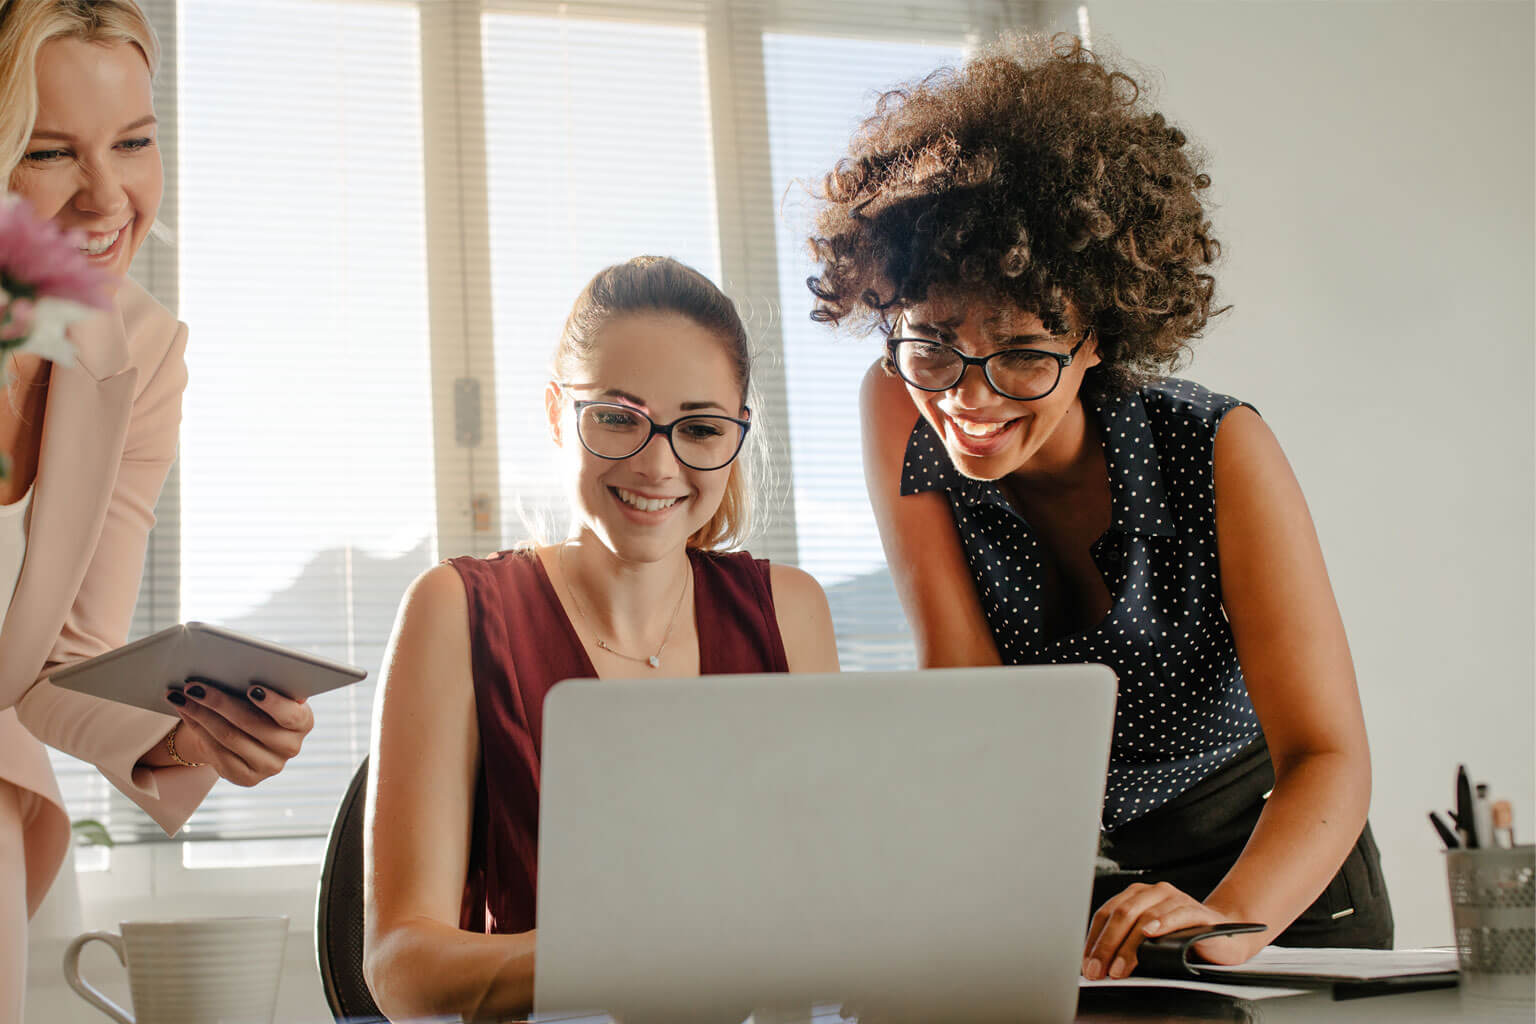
535,664,1116,1024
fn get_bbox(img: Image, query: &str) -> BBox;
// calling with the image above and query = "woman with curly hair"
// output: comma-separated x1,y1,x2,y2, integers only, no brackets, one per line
809,35,1391,977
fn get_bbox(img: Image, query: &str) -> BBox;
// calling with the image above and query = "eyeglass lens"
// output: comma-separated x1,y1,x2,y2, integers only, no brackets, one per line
893,340,1063,399
577,404,742,469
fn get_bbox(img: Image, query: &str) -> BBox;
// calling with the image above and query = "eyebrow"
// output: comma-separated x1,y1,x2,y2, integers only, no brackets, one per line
902,319,1058,346
906,313,965,332
588,387,730,414
29,114,157,142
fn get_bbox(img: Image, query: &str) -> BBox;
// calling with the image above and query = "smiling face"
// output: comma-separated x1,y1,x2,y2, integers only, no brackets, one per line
548,311,746,564
9,38,162,282
898,294,1100,481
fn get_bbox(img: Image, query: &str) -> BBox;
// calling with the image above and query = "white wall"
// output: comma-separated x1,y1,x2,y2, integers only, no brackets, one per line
1090,0,1535,947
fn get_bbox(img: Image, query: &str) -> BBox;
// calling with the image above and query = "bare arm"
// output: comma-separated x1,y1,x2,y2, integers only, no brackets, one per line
860,361,1000,668
769,563,840,673
363,564,535,1022
1201,407,1371,947
1085,408,1371,975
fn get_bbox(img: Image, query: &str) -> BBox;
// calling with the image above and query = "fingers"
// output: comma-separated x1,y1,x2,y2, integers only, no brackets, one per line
168,711,264,786
238,680,315,733
1084,881,1203,980
181,678,309,757
163,678,310,787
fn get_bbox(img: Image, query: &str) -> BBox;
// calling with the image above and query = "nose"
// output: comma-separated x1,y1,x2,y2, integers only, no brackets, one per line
71,158,129,218
629,429,682,478
947,361,995,409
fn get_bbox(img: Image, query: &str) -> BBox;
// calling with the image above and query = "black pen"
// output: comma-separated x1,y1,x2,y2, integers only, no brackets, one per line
1429,811,1459,850
1456,765,1479,850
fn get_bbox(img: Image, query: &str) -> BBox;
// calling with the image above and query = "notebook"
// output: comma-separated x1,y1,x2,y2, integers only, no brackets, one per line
534,664,1117,1024
1137,923,1459,994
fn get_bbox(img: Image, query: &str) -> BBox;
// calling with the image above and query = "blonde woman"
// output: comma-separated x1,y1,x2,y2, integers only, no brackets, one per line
365,257,840,1021
0,2,313,1014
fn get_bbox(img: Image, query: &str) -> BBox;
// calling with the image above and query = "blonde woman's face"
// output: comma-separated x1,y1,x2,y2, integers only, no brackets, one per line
548,312,745,565
10,38,162,282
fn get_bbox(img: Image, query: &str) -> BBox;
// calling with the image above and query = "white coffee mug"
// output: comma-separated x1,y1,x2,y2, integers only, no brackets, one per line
63,916,288,1024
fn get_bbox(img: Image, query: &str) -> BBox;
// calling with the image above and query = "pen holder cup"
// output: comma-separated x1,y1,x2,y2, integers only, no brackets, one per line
1445,845,1535,1007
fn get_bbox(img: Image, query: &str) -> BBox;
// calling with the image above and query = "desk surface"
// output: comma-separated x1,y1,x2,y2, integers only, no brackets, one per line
508,985,1506,1024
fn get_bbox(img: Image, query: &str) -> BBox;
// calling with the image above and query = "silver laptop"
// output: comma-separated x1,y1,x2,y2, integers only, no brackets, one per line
534,665,1116,1024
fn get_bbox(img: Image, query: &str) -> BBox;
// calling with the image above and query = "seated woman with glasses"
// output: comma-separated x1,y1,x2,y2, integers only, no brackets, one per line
808,36,1391,979
362,256,840,1021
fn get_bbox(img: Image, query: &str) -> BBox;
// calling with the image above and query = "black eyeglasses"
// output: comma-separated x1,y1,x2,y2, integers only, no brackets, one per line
886,325,1091,401
570,400,751,471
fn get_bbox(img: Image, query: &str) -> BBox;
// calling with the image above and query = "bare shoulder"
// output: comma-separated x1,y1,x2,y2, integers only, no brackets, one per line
395,563,472,645
861,359,919,440
1213,404,1275,456
1213,405,1300,504
407,561,471,608
767,562,839,673
768,562,826,606
378,563,473,699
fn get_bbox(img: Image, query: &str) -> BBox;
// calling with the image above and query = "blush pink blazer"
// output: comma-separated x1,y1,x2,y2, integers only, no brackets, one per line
0,278,216,917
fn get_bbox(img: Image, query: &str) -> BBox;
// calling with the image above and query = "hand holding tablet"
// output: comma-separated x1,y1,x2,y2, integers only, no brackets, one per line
50,623,365,784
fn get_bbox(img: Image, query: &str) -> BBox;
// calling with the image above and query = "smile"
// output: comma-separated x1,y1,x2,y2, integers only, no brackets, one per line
81,228,121,255
951,416,1014,439
943,413,1023,456
613,487,683,512
78,221,131,261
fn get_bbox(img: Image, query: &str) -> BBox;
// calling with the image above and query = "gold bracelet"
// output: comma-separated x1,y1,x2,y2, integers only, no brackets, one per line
165,722,205,768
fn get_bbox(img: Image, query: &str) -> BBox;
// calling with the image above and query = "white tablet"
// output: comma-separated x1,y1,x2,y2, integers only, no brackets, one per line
49,622,367,714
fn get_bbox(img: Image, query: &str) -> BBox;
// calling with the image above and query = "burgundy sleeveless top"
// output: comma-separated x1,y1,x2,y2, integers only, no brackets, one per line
448,547,790,935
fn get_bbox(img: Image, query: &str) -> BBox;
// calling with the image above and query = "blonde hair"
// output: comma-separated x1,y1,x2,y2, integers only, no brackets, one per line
0,0,159,177
554,256,758,551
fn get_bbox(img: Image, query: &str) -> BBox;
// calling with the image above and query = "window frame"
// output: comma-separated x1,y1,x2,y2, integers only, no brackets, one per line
59,0,1059,886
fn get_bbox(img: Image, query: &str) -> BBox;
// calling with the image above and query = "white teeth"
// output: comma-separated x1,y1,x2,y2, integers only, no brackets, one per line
954,418,1010,438
615,487,681,512
81,229,121,256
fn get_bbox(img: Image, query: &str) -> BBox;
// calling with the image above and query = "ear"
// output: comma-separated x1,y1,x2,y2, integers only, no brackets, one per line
1083,330,1103,371
545,381,564,446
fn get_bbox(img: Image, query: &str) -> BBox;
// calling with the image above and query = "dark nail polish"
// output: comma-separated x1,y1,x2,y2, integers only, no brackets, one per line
185,684,206,700
248,686,266,702
166,690,187,706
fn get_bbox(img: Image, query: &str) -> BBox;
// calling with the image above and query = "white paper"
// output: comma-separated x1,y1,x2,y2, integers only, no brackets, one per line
1199,946,1460,981
1080,976,1309,1000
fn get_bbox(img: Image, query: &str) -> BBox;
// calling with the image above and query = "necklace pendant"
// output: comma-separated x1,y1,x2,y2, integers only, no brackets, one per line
647,655,661,668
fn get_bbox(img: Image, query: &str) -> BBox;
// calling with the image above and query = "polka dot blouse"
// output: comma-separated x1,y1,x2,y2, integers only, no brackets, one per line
900,378,1264,830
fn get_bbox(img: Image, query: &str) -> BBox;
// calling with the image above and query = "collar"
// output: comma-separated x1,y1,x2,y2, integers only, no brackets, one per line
899,389,1175,537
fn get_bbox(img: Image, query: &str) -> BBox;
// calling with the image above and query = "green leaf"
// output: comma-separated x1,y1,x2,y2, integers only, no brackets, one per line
71,819,116,848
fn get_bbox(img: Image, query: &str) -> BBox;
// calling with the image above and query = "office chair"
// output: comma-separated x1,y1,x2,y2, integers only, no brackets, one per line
316,755,387,1023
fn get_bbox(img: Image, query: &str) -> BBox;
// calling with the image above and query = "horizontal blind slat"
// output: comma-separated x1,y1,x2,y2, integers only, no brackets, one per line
45,0,1040,851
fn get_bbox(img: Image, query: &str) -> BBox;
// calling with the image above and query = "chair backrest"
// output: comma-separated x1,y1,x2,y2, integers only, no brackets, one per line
315,755,386,1023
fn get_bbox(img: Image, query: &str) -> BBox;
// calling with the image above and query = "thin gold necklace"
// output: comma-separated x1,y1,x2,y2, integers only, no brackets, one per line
557,542,691,669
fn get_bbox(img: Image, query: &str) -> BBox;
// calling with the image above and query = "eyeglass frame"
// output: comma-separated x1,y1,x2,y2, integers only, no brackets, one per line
566,398,752,471
885,322,1092,401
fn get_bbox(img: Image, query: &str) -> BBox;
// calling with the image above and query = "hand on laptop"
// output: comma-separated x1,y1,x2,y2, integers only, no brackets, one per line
1082,880,1256,979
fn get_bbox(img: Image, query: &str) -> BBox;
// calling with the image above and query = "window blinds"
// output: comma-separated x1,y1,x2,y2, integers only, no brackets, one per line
45,0,1071,849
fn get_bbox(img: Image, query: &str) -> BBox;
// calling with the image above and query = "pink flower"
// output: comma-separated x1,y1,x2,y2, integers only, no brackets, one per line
0,297,35,341
0,196,113,310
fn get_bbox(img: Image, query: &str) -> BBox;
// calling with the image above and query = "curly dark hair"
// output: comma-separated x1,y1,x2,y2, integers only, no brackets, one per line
806,34,1224,392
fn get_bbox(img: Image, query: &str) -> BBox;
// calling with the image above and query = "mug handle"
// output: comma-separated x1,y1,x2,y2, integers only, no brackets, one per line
62,931,135,1024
